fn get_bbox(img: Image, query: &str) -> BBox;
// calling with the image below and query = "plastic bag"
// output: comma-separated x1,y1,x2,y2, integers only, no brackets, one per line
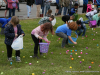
11,35,23,50
52,18,56,26
79,17,83,21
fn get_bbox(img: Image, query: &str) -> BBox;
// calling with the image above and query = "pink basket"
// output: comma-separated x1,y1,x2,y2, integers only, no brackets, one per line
89,20,97,28
39,43,49,53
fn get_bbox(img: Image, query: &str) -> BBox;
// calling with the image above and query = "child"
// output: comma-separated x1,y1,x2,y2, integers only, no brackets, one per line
46,9,52,17
87,0,93,12
92,13,100,26
69,3,79,16
0,17,11,34
76,20,86,37
4,16,25,62
62,15,75,24
38,15,54,25
84,9,97,24
55,15,78,48
31,22,54,58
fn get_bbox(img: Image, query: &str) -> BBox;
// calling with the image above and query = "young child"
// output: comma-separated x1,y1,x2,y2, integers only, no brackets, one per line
4,16,25,62
92,13,100,26
87,0,93,12
0,17,11,35
84,9,97,24
31,22,54,58
55,15,78,48
62,15,75,24
46,9,52,17
38,15,54,25
69,3,79,16
76,20,86,37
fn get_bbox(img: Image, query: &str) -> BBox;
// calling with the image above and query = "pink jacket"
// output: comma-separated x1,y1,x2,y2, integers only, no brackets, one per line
7,0,18,9
87,4,93,12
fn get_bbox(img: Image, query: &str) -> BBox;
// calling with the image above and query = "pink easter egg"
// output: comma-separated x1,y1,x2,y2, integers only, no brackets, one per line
86,53,88,54
60,53,61,54
58,38,60,40
80,52,82,54
51,52,53,54
43,72,45,74
29,63,32,65
93,39,94,40
67,50,69,52
44,70,46,71
99,65,100,67
70,55,72,57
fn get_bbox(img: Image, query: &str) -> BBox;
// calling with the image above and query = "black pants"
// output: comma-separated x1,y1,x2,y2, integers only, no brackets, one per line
31,34,42,55
6,45,20,58
82,4,87,13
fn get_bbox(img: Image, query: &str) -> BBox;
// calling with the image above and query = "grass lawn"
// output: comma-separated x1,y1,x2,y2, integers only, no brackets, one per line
0,15,100,75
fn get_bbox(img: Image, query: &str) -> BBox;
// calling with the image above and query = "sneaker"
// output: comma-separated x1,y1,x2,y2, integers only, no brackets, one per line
8,57,13,61
16,56,21,62
40,53,43,56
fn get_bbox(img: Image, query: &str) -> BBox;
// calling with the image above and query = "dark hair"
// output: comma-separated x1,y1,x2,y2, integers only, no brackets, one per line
41,22,54,35
74,3,78,6
76,20,81,25
50,15,54,20
47,9,52,14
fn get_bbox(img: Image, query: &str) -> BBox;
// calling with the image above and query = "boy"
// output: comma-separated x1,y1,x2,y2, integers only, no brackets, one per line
69,3,79,16
76,20,86,37
0,17,11,34
38,15,54,25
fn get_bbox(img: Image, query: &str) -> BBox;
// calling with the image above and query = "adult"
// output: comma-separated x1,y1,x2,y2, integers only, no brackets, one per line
58,0,63,15
3,0,9,18
36,0,43,17
44,0,52,16
82,0,88,13
96,0,100,13
7,0,18,17
63,0,70,15
17,0,20,12
55,0,59,16
26,0,34,18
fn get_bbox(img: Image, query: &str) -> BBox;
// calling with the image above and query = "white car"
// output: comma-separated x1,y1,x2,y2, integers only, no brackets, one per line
0,0,6,8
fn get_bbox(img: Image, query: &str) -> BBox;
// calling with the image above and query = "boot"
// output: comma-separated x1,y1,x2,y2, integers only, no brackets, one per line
33,54,39,59
40,14,42,17
42,14,43,17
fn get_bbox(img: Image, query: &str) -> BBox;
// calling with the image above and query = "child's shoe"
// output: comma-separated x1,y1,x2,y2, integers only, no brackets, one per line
33,54,39,59
16,56,21,62
8,57,13,61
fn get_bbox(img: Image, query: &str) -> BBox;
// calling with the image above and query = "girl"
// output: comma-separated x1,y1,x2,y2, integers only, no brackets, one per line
55,15,78,48
87,0,93,12
7,0,18,17
92,13,100,26
31,22,54,58
4,16,25,62
26,0,34,18
46,9,52,17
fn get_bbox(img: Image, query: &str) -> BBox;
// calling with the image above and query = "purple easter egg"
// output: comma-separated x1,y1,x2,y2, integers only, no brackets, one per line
89,66,91,68
80,61,82,63
86,47,88,49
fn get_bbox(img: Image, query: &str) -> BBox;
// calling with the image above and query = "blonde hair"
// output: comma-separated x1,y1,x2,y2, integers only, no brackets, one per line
11,16,19,25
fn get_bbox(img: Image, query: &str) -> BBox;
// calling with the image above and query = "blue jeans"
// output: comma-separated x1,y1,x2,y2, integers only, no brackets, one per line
9,8,15,17
44,4,50,16
58,4,63,15
63,7,68,15
76,22,86,36
84,16,92,24
41,5,44,14
17,3,19,11
27,5,31,17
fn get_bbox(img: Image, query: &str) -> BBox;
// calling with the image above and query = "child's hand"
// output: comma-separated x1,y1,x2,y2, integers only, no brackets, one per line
21,34,24,36
15,34,18,37
47,41,51,43
38,36,42,39
73,42,77,44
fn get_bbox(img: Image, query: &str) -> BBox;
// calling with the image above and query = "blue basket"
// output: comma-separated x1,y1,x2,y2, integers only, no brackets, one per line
68,32,78,44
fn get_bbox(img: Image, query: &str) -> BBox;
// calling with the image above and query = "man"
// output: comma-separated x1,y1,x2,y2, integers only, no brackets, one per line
82,0,88,13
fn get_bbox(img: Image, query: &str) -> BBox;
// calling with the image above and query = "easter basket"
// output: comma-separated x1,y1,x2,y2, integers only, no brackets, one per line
68,32,78,44
39,38,50,53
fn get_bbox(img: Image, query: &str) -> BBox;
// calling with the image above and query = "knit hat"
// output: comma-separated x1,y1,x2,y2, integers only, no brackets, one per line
62,15,70,23
68,22,78,30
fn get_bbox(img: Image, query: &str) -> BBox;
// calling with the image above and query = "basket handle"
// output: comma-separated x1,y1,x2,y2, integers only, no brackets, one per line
42,38,49,45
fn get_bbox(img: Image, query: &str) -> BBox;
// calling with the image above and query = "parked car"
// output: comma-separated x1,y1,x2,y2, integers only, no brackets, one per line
0,0,6,8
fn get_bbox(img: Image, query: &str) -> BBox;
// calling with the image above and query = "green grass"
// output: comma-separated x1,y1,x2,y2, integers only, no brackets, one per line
0,15,100,75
